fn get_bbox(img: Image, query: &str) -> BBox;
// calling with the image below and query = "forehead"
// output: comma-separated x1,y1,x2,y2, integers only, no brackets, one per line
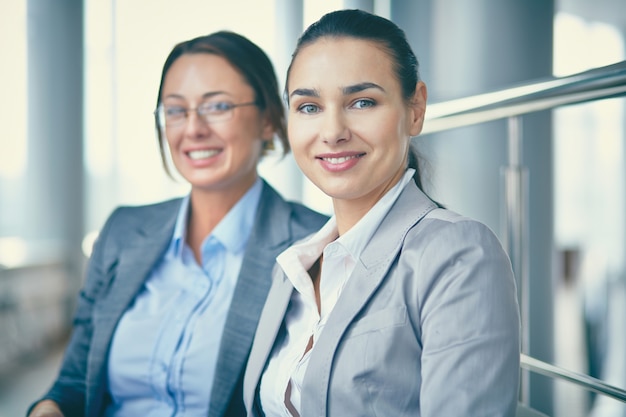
288,37,395,91
163,53,250,95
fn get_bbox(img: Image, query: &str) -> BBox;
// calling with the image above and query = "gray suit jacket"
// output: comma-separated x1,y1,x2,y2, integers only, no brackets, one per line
35,181,327,417
244,182,521,417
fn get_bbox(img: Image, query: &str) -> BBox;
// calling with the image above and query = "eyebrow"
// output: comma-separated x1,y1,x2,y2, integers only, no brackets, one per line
289,82,385,100
289,88,320,99
202,91,230,100
163,91,230,101
342,82,385,95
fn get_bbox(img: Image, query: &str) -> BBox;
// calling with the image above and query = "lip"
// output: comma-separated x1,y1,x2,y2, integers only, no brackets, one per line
183,147,223,166
316,151,365,172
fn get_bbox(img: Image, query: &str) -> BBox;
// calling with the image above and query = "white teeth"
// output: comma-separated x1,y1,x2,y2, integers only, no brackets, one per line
322,155,358,164
188,149,219,160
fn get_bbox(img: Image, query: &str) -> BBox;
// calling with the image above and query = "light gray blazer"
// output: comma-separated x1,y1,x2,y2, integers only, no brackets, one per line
244,181,521,417
33,181,327,417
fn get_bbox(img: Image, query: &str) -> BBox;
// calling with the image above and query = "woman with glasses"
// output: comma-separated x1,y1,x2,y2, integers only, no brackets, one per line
243,9,520,417
28,31,326,417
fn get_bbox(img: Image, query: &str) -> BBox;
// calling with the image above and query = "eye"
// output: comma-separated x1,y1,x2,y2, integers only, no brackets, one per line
351,99,376,109
201,101,233,114
164,106,186,118
296,103,320,114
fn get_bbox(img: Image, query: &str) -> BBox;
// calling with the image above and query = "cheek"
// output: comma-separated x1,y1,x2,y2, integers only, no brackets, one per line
373,112,407,143
229,125,265,162
244,140,264,163
359,117,409,165
287,119,309,151
164,129,180,151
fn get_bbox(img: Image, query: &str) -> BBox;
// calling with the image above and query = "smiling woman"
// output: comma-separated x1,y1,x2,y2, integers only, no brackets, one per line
243,9,521,417
27,31,327,417
82,0,285,234
157,53,272,216
286,37,426,231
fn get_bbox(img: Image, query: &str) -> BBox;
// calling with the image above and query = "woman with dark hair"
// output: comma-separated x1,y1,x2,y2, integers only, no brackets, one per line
244,9,520,417
27,31,326,417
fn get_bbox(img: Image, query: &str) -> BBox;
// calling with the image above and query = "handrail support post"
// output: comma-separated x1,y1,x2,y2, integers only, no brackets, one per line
502,116,530,403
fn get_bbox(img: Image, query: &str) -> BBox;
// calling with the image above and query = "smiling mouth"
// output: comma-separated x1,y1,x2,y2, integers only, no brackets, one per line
187,149,221,160
318,154,365,164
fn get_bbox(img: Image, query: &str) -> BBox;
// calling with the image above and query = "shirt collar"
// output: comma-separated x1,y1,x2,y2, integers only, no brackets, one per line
170,178,264,257
212,177,263,253
336,168,415,263
277,169,415,285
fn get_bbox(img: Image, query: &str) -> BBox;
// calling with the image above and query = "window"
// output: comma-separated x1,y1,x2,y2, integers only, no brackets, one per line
0,1,27,239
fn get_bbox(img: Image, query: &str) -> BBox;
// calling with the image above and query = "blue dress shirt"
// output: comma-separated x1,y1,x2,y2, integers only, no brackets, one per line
105,179,263,417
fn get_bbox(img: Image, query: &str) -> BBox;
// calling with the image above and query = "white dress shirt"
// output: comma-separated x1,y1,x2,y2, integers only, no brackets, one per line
259,170,415,417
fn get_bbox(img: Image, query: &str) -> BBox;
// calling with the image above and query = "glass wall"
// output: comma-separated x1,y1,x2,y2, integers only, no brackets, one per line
0,1,28,267
552,11,626,417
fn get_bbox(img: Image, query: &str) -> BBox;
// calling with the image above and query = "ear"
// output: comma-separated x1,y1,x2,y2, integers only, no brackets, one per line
408,81,428,137
260,112,276,142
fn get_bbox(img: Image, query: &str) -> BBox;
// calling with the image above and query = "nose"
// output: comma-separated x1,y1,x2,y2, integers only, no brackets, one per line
320,108,350,145
183,111,211,138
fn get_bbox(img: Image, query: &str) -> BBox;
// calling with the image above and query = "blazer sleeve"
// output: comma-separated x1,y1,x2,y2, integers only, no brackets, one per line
413,215,521,417
27,208,123,417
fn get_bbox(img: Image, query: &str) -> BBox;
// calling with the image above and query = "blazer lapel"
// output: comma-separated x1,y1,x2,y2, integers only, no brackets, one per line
209,183,296,417
301,183,437,416
244,272,295,415
87,200,180,416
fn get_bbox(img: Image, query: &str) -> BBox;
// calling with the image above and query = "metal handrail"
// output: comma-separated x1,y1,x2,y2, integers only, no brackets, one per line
423,60,626,134
521,354,626,403
420,60,626,403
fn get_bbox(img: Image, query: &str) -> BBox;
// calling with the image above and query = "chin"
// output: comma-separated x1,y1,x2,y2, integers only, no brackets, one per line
321,187,360,201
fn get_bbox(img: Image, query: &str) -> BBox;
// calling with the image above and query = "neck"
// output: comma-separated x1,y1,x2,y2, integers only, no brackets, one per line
186,179,256,260
332,170,405,236
332,199,371,236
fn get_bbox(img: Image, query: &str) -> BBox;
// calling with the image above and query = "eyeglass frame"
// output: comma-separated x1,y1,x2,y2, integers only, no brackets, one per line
154,100,258,128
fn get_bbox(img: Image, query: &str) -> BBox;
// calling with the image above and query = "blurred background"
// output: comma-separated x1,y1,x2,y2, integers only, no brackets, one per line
1,0,625,416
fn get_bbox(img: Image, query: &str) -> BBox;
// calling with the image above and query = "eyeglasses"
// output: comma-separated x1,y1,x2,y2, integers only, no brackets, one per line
155,100,257,127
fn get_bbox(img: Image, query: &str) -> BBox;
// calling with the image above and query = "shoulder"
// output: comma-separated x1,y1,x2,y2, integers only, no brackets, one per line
398,207,512,279
106,198,182,225
93,197,182,251
103,197,182,229
408,208,504,251
377,181,505,264
398,208,517,321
